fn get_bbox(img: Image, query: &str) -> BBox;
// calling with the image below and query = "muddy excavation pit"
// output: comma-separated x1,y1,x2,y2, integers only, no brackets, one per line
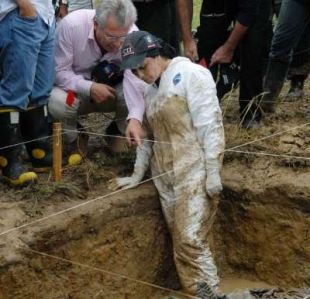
0,91,309,298
0,167,308,299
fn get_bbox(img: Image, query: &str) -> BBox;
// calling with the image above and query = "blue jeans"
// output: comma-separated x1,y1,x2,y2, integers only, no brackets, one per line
0,9,55,110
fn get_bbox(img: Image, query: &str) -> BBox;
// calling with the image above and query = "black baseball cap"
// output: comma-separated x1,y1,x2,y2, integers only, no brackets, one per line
120,31,161,70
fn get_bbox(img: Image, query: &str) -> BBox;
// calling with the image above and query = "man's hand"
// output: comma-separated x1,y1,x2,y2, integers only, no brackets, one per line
90,82,116,103
183,38,198,61
210,44,234,66
210,21,248,67
16,0,37,18
126,119,145,147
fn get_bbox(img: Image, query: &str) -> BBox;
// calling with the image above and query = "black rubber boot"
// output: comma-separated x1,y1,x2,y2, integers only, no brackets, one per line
261,60,288,113
20,105,52,172
0,110,37,186
287,76,305,100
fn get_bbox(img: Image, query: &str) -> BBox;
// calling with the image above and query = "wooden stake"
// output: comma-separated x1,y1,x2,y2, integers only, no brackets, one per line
53,122,62,182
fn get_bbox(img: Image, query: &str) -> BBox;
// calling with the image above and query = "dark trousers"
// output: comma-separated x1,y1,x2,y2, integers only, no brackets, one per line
273,0,310,81
133,0,179,53
287,22,310,80
197,0,273,121
196,2,240,100
239,0,273,120
264,0,310,102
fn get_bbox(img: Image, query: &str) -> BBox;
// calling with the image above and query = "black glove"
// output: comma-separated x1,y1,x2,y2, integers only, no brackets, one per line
91,60,124,86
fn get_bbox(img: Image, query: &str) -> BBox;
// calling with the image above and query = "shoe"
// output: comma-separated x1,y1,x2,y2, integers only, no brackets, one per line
241,118,261,130
20,105,52,172
196,282,217,299
261,60,288,114
287,77,304,100
196,282,230,299
260,96,276,114
0,110,37,186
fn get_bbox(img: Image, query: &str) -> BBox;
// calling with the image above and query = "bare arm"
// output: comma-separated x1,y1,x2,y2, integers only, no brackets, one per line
210,21,248,66
176,0,198,61
125,119,145,147
15,0,37,17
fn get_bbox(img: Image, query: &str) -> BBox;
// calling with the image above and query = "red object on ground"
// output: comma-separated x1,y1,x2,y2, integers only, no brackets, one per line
66,90,75,107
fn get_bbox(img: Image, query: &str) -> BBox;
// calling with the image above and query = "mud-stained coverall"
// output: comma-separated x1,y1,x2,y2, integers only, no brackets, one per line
111,57,225,294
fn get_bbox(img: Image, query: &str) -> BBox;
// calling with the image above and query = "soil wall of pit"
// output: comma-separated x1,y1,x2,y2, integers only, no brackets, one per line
0,160,308,298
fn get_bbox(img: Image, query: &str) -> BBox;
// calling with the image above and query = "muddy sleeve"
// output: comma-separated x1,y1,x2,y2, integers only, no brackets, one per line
132,139,153,180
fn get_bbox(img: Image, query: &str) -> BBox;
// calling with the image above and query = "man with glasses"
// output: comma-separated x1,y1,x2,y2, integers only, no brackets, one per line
48,0,147,158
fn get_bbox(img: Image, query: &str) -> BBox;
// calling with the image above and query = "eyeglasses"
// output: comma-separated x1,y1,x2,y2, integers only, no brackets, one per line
102,29,128,42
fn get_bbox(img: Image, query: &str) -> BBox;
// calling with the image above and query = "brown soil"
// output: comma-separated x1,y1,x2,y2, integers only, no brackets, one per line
0,82,309,298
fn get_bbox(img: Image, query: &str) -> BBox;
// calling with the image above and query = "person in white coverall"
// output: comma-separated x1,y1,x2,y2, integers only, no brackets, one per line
109,31,226,299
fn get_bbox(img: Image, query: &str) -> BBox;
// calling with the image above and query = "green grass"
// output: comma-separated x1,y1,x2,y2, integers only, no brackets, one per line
192,0,202,29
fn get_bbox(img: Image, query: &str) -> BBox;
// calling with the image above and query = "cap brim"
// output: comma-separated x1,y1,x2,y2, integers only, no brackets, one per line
120,52,147,71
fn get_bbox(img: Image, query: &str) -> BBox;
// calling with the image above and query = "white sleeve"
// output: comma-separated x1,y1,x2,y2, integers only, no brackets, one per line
185,67,225,173
132,139,153,179
108,139,152,191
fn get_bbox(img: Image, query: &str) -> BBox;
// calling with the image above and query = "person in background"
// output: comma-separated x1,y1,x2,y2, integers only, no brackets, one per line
110,31,226,299
0,0,55,186
68,0,95,12
53,0,68,19
55,0,95,19
132,0,180,53
261,0,309,113
177,0,273,129
272,0,310,100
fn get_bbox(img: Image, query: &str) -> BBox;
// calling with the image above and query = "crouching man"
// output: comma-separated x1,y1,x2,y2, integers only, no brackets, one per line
48,0,147,160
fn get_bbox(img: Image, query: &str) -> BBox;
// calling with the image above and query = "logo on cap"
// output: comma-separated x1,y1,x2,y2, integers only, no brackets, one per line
122,46,135,57
144,35,156,49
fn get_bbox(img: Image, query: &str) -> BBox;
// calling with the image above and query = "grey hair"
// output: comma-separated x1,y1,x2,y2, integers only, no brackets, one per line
95,0,137,28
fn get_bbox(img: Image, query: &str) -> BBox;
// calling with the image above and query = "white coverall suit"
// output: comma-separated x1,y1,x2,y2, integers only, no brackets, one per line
111,57,225,294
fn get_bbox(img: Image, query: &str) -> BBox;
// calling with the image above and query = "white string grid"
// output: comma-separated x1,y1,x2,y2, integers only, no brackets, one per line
0,23,309,299
0,121,309,238
0,121,308,296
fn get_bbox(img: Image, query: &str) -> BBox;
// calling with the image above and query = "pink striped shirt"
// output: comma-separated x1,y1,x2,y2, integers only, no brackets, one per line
54,9,147,122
